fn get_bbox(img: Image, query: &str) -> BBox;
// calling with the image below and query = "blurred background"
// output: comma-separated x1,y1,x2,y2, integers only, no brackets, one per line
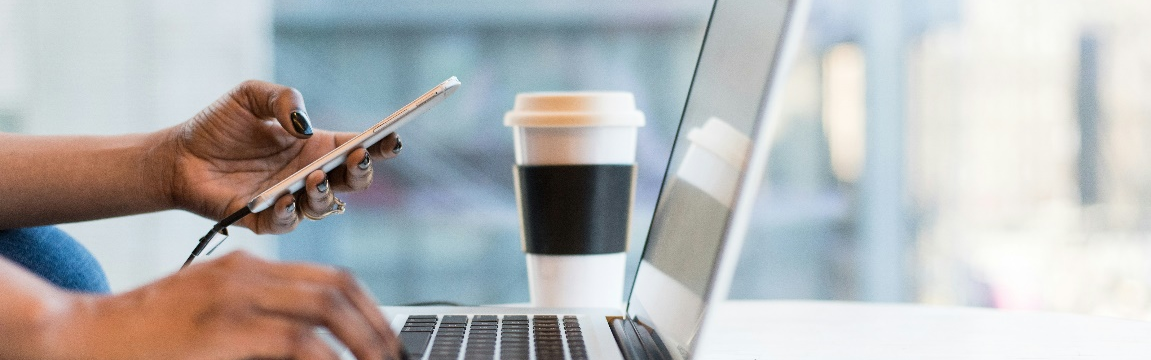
1,0,1150,321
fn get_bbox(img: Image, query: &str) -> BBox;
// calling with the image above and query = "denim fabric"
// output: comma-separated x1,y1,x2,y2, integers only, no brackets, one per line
0,226,110,293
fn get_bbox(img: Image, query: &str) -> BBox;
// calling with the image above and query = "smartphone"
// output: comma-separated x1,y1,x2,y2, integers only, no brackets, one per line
245,76,461,213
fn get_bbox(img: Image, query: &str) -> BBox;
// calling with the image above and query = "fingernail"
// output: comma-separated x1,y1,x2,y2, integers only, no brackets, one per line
316,179,329,193
285,201,296,215
392,137,403,154
290,111,313,137
358,152,372,170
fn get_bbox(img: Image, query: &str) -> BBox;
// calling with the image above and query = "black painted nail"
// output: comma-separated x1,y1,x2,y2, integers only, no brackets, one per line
357,152,372,170
285,201,296,215
290,111,313,137
392,137,403,154
317,179,329,193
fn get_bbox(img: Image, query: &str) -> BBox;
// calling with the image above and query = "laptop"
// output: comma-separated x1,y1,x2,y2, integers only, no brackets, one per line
374,0,808,359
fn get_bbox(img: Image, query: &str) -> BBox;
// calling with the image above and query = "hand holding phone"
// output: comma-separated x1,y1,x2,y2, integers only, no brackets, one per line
182,76,461,268
248,76,460,213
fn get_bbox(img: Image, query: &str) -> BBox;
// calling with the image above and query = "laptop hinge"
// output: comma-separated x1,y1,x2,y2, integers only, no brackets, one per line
611,318,673,360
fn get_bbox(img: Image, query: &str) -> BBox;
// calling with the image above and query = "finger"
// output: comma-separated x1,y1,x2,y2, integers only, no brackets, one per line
242,269,387,360
234,79,313,139
227,316,312,359
295,332,342,360
331,131,401,161
251,194,300,235
252,261,400,358
301,170,335,219
330,148,373,192
224,312,339,360
368,132,402,160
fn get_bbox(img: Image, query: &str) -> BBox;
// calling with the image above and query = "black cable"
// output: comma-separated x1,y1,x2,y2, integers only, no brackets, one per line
180,207,252,270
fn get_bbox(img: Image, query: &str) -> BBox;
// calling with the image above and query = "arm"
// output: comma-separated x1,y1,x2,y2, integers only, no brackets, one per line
0,252,82,358
0,80,401,232
0,252,402,360
0,132,174,228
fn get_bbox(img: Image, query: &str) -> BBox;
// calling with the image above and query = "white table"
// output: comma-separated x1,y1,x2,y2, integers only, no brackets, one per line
696,300,1151,359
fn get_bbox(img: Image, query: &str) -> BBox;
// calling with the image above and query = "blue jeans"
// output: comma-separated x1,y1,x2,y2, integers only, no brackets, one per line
0,227,110,293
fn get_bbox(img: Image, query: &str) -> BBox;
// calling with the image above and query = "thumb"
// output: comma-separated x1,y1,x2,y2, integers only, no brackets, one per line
233,80,314,139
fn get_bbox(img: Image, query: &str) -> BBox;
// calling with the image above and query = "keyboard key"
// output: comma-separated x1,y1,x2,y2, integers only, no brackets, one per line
398,331,432,357
473,315,499,322
441,315,468,324
466,342,496,348
401,326,434,332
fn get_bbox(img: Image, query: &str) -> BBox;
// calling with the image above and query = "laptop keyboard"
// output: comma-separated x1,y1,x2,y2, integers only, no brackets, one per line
399,314,588,360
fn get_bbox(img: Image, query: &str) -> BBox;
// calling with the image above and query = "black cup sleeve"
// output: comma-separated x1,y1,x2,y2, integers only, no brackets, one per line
514,164,635,255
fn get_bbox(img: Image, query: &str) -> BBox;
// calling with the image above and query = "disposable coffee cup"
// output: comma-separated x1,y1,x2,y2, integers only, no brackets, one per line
505,92,645,308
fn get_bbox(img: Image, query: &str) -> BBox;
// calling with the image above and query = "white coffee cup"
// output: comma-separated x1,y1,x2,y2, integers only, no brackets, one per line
505,91,645,308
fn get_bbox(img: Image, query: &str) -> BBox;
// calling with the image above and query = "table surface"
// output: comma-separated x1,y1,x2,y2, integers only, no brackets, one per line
695,300,1151,360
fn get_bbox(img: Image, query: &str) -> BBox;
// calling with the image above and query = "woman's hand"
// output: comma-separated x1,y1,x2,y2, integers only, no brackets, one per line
27,252,401,360
161,80,402,234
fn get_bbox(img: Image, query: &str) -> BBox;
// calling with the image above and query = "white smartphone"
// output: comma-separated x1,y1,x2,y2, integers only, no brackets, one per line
245,76,461,213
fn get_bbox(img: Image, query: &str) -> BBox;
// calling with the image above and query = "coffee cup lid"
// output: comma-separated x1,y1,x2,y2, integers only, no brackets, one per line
504,92,645,127
686,117,750,169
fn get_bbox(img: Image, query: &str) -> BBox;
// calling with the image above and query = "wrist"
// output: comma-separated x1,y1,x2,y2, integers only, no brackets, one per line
1,291,89,360
45,294,148,360
141,125,183,212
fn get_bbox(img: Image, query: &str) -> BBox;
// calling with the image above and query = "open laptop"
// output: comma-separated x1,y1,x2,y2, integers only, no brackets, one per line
376,0,808,359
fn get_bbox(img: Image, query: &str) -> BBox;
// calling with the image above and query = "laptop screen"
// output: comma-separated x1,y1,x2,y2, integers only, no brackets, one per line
627,0,802,356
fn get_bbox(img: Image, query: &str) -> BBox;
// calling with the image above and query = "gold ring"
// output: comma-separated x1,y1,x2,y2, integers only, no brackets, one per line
303,197,346,221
